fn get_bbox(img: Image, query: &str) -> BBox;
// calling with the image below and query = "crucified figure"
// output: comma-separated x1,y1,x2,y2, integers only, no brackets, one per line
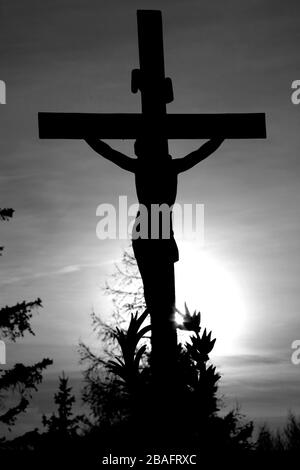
85,137,224,309
85,136,224,399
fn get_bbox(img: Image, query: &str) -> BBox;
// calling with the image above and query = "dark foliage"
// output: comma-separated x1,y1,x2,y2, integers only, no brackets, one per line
0,208,14,255
80,299,254,456
1,248,298,465
0,210,52,429
0,208,14,221
42,372,85,437
0,299,42,341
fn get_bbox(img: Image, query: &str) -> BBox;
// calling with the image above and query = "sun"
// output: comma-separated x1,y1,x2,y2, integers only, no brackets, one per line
175,242,247,356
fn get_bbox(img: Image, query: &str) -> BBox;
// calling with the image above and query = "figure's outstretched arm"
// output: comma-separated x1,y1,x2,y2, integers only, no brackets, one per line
174,138,225,174
85,138,136,173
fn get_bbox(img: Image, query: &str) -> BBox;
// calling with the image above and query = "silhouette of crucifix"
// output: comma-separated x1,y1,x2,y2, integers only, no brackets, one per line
38,10,266,395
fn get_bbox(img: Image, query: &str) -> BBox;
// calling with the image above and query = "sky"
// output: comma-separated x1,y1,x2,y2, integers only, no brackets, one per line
1,0,300,436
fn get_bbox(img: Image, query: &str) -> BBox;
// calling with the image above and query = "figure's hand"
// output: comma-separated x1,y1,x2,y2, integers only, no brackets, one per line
209,137,225,145
85,137,101,146
85,138,111,153
199,137,225,152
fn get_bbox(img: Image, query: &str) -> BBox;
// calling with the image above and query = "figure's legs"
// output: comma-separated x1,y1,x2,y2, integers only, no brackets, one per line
132,239,177,366
132,239,178,441
149,259,177,380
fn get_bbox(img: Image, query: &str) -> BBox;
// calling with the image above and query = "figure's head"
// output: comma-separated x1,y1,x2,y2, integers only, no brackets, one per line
134,138,171,160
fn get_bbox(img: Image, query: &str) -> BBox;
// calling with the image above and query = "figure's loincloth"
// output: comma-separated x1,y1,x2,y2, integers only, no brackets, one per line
132,236,179,264
132,205,179,265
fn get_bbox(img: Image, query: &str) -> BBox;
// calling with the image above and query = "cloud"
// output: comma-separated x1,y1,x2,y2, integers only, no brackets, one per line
218,354,285,367
0,261,113,286
55,265,81,275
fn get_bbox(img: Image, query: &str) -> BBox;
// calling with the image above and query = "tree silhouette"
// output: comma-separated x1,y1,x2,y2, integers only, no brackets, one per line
5,243,298,463
42,372,84,438
80,248,254,454
79,248,147,426
0,209,52,431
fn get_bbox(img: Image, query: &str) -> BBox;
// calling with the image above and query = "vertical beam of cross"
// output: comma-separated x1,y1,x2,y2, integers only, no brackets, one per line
133,12,178,399
137,10,167,115
133,10,173,154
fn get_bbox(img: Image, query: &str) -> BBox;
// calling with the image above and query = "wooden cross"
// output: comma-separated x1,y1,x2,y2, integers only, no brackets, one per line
38,10,266,421
39,11,266,142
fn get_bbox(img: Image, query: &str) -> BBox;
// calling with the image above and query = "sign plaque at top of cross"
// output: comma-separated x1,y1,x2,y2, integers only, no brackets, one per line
38,10,266,143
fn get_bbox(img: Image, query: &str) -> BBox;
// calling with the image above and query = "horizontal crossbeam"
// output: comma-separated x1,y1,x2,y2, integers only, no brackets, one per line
38,112,266,139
